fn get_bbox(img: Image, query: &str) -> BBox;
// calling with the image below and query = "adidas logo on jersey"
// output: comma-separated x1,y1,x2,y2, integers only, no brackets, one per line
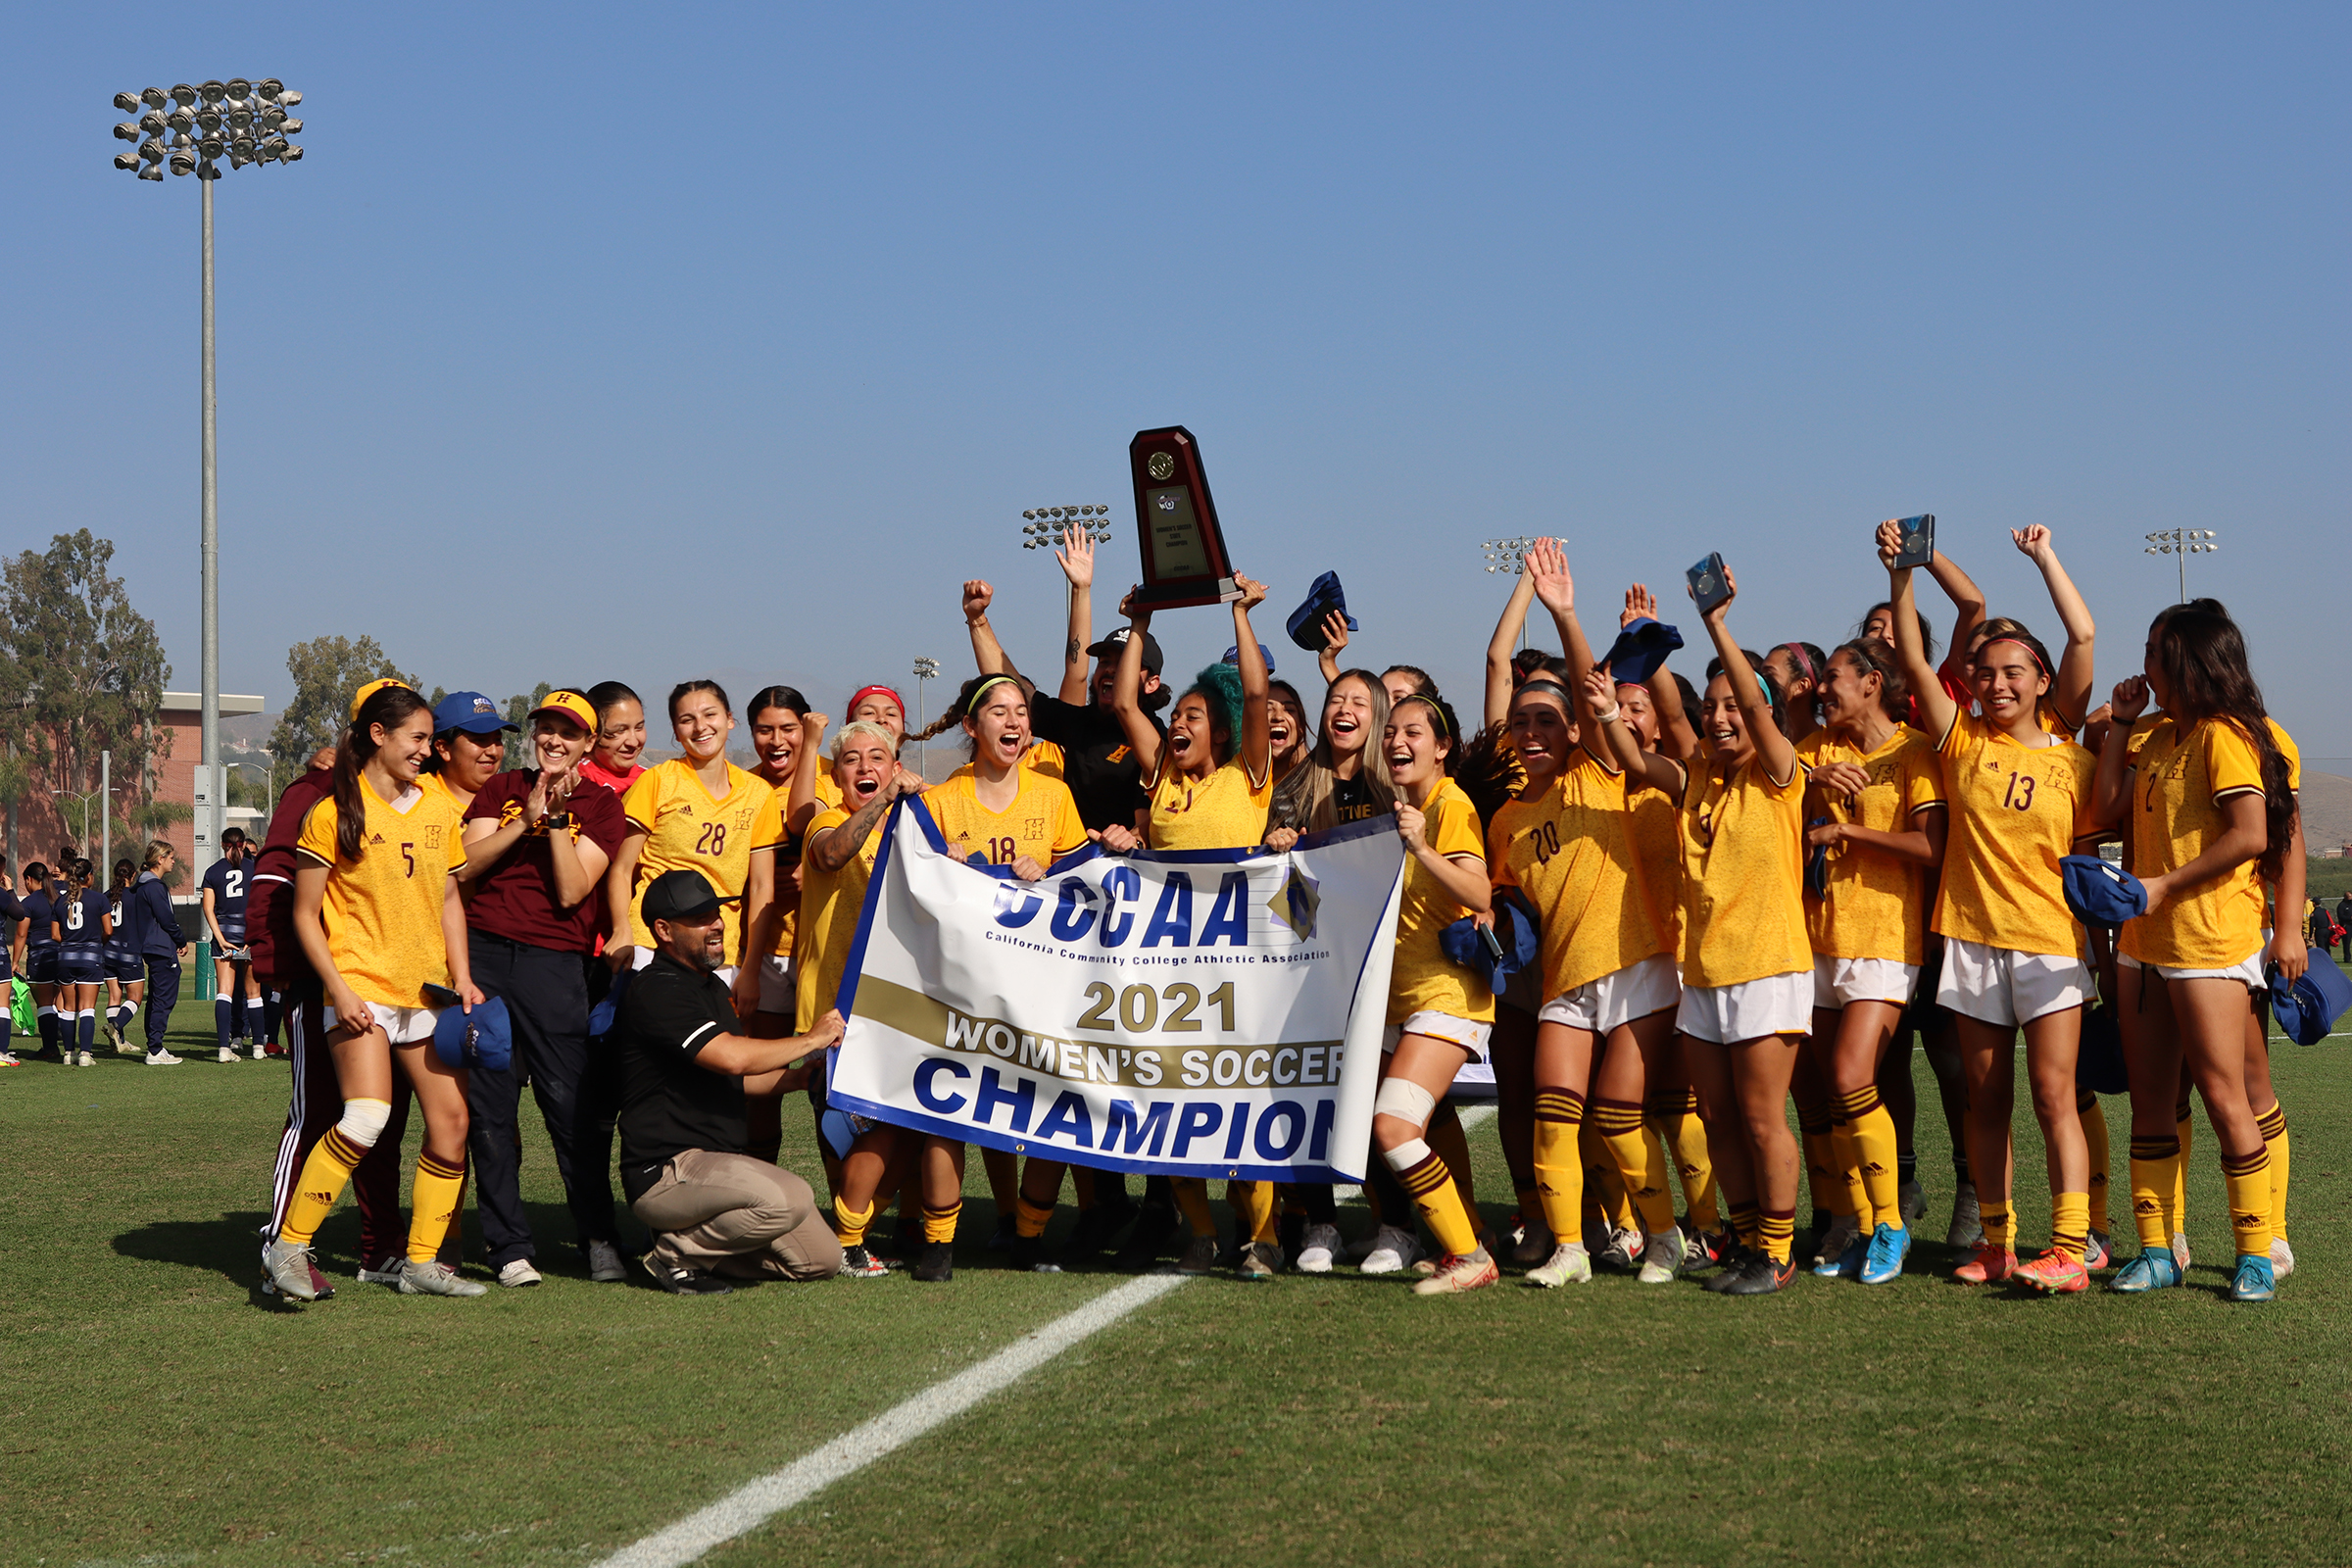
368,833,385,845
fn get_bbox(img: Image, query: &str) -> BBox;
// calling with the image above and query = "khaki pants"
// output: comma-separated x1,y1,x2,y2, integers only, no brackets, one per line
631,1150,842,1281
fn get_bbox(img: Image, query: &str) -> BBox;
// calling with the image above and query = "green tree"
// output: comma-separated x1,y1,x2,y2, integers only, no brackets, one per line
502,684,552,770
0,531,172,845
267,636,417,766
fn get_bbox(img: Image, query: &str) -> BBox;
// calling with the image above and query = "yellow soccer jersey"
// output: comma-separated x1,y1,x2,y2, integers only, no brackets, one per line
295,785,466,1008
1388,778,1495,1025
796,805,884,1033
2268,717,2302,792
1626,775,1683,958
1679,754,1809,989
811,756,847,812
747,789,803,957
1932,711,2096,958
1026,740,1067,780
620,760,779,960
1491,749,1668,999
1146,755,1272,853
2120,716,2277,967
1799,727,1946,964
926,766,1087,869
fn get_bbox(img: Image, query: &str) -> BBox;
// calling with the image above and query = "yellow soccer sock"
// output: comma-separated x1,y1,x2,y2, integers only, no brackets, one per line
2049,1190,2088,1263
834,1197,876,1248
2129,1135,2180,1252
923,1200,962,1245
1729,1201,1760,1250
2222,1147,2272,1258
1839,1085,1901,1233
1013,1194,1054,1240
2172,1101,2192,1241
1579,1119,1629,1232
1796,1096,1843,1220
2077,1090,2111,1235
278,1102,388,1249
1531,1089,1588,1246
1758,1207,1794,1265
1592,1098,1676,1236
1172,1177,1218,1239
1389,1139,1480,1258
407,1150,467,1264
2257,1102,2290,1243
1980,1200,2015,1251
1650,1090,1719,1231
1427,1106,1483,1236
1227,1180,1277,1244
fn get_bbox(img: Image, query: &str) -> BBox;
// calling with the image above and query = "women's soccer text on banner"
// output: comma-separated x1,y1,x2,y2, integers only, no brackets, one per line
825,800,1405,1183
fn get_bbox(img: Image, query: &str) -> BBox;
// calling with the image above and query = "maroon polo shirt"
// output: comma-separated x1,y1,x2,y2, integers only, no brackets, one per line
461,770,626,954
248,769,336,988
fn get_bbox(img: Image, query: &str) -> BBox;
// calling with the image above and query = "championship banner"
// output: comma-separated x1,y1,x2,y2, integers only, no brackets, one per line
826,799,1406,1183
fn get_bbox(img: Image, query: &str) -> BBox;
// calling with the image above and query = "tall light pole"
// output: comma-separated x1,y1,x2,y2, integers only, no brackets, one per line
111,77,304,879
911,656,941,777
1019,505,1113,621
2144,528,2219,605
1481,536,1537,652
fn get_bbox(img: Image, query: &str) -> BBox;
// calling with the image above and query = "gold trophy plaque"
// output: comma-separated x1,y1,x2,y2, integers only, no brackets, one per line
1128,426,1241,611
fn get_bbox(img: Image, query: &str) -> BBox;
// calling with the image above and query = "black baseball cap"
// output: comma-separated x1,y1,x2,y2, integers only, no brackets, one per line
1084,625,1164,676
643,868,722,924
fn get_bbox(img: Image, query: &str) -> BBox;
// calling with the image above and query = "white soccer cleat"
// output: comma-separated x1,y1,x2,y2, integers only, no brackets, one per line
1358,1224,1422,1275
2171,1231,2191,1273
1638,1227,1686,1285
218,1046,238,1063
1294,1223,1343,1274
1525,1243,1593,1288
145,1050,183,1066
497,1259,543,1289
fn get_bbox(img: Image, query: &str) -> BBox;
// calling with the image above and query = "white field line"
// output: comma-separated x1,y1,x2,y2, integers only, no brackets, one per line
605,1106,1498,1565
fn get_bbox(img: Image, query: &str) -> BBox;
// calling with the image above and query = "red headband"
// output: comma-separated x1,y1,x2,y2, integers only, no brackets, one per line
1977,637,2049,678
847,685,906,717
1775,643,1817,685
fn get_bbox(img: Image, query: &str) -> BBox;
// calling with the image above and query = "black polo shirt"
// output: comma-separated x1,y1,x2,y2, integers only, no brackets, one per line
1029,695,1163,832
615,951,748,1200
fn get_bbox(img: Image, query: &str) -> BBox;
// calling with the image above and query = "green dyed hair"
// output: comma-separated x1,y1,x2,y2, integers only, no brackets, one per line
1182,662,1247,763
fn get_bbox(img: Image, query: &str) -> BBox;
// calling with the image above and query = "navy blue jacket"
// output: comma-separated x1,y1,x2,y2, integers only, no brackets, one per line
129,871,185,959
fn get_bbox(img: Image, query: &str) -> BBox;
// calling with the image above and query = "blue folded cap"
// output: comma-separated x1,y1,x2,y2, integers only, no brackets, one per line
2268,949,2352,1046
1441,889,1539,993
1285,570,1358,652
1599,616,1685,687
587,965,632,1039
432,994,513,1072
2060,855,2146,929
1222,643,1276,674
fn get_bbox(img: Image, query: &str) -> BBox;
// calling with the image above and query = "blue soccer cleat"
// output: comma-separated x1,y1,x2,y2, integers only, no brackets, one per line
2229,1252,2277,1303
1859,1222,1910,1286
2108,1249,2182,1294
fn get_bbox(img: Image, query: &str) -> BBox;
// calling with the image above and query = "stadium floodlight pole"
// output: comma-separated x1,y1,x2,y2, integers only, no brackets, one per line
111,77,304,878
1481,537,1538,652
2143,528,2219,605
911,655,941,776
1019,505,1113,621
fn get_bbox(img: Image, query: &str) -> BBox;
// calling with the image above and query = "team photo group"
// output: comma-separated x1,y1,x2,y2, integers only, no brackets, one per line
174,465,2320,1312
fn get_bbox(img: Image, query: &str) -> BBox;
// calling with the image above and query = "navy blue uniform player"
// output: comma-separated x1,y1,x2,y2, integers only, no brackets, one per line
202,829,264,1061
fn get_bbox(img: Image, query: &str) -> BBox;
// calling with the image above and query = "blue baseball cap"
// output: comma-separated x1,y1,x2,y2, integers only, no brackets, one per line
1600,616,1686,688
1441,889,1539,993
432,995,513,1072
1285,570,1358,652
1222,643,1276,674
2060,855,2146,929
2268,950,2352,1047
432,691,516,737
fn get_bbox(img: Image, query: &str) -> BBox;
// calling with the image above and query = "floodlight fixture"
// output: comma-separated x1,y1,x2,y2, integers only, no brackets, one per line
114,90,141,112
1480,536,1537,575
2143,528,2220,603
171,83,197,107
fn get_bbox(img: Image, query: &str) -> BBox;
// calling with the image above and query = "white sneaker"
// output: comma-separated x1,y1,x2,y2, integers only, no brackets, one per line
77,1051,96,1067
218,1046,238,1063
1526,1243,1592,1288
1294,1223,1343,1274
1358,1224,1422,1275
2171,1231,2191,1272
2270,1235,2295,1278
586,1239,628,1283
251,1041,267,1060
1638,1227,1685,1285
496,1258,543,1289
397,1258,488,1298
145,1050,183,1066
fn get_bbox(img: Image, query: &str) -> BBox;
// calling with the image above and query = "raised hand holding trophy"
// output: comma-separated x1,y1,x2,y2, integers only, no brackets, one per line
1128,425,1242,611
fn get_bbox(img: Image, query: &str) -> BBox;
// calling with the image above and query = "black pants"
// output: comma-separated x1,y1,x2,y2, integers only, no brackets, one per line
466,933,617,1266
143,956,180,1052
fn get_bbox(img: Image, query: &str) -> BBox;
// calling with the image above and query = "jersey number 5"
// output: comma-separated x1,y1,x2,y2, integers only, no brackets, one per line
401,842,416,877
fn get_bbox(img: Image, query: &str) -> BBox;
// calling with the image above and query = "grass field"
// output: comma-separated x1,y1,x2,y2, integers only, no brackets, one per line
6,1002,2350,1566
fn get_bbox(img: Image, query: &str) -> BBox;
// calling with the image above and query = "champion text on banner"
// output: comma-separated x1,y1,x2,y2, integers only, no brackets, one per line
825,800,1405,1183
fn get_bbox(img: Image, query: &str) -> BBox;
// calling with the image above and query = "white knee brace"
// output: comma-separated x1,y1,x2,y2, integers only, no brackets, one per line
1373,1076,1438,1128
337,1098,392,1150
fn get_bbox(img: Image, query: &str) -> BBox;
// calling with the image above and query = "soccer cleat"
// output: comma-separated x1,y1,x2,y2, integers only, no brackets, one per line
1719,1252,1787,1296
357,1255,406,1286
397,1258,487,1297
1508,1213,1554,1268
911,1242,956,1282
838,1245,890,1278
1113,1203,1180,1272
2229,1252,2277,1303
77,1051,96,1067
2271,1236,2295,1279
1358,1225,1423,1276
1945,1181,1983,1249
1810,1215,1859,1271
2084,1228,2111,1270
2108,1249,2181,1294
1294,1223,1343,1274
2014,1249,2090,1294
262,1239,319,1301
984,1221,1015,1252
1952,1241,2017,1285
1700,1246,1750,1293
0,1053,19,1067
1597,1227,1643,1271
1830,1231,1869,1281
218,1046,238,1063
586,1239,628,1283
496,1259,542,1289
1237,1241,1281,1281
645,1255,732,1295
2171,1232,2191,1273
1858,1223,1910,1286
1413,1250,1500,1296
145,1049,182,1066
1009,1233,1061,1274
1524,1243,1592,1288
1638,1228,1686,1285
1898,1177,1926,1229
1173,1234,1220,1275
251,1040,267,1060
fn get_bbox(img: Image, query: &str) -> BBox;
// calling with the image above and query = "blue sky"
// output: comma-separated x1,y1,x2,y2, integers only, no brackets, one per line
6,5,2345,750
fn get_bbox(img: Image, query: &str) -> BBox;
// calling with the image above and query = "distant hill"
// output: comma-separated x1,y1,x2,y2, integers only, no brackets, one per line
2303,773,2352,855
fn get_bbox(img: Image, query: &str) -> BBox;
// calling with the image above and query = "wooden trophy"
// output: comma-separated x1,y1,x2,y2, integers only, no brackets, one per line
1128,425,1242,611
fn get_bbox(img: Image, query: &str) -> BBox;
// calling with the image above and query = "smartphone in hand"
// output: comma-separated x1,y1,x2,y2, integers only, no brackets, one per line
1892,514,1936,569
1687,553,1732,614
